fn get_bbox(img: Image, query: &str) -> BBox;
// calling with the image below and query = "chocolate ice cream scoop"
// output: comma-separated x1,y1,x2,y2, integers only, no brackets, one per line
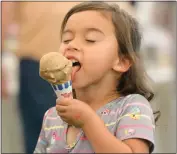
39,52,72,85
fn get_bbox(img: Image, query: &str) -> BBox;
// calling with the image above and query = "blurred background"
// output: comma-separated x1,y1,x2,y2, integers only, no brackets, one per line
1,1,176,153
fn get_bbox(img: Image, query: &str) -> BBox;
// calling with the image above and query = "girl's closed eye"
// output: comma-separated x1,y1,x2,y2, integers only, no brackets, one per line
85,39,96,43
62,31,74,44
63,39,72,44
85,33,103,44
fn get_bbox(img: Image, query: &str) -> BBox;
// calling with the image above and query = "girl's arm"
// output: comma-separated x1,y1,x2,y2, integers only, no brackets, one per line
82,94,155,153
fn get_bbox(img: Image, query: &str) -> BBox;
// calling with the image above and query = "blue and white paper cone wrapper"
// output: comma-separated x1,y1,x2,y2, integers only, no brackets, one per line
51,80,73,99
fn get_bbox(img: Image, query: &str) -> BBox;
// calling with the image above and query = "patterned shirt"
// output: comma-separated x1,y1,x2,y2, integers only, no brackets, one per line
34,94,155,153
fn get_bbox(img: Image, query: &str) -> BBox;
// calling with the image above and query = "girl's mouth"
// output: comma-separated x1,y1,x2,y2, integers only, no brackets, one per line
72,61,80,67
71,60,81,81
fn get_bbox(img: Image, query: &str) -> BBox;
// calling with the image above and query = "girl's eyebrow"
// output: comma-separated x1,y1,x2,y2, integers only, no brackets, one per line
63,29,73,35
63,28,105,35
85,28,105,35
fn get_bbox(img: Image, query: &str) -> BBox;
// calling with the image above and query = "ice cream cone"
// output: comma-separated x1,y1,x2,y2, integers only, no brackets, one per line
39,52,73,99
51,80,73,99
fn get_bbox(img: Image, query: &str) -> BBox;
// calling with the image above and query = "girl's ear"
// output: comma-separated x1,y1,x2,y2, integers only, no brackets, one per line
112,57,132,73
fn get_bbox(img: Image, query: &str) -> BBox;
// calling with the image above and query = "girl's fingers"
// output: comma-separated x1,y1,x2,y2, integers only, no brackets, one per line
56,105,67,113
57,109,68,116
56,98,72,106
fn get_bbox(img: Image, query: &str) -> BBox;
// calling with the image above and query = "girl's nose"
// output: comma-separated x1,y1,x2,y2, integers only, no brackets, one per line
63,40,81,55
67,40,81,51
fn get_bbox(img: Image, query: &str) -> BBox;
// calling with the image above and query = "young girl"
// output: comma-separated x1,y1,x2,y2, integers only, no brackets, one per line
34,2,156,153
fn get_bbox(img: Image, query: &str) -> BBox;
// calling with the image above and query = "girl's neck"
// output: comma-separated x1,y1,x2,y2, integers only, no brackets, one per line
74,77,120,111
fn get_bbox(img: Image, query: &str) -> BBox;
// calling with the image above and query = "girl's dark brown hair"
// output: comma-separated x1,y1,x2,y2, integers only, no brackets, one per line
60,2,160,122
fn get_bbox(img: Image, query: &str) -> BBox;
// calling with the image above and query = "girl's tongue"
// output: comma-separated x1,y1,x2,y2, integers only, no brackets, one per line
71,65,81,81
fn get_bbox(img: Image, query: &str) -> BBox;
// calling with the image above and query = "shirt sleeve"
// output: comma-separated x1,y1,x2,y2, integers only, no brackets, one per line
116,94,155,153
33,110,49,153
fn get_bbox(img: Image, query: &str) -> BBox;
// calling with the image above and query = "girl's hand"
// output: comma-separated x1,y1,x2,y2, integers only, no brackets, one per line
56,98,95,128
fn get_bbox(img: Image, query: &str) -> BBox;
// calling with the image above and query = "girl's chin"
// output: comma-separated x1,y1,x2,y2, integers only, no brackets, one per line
72,83,81,89
72,81,87,90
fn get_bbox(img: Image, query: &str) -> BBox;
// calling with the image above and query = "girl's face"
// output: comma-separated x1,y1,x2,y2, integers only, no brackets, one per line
59,11,120,89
